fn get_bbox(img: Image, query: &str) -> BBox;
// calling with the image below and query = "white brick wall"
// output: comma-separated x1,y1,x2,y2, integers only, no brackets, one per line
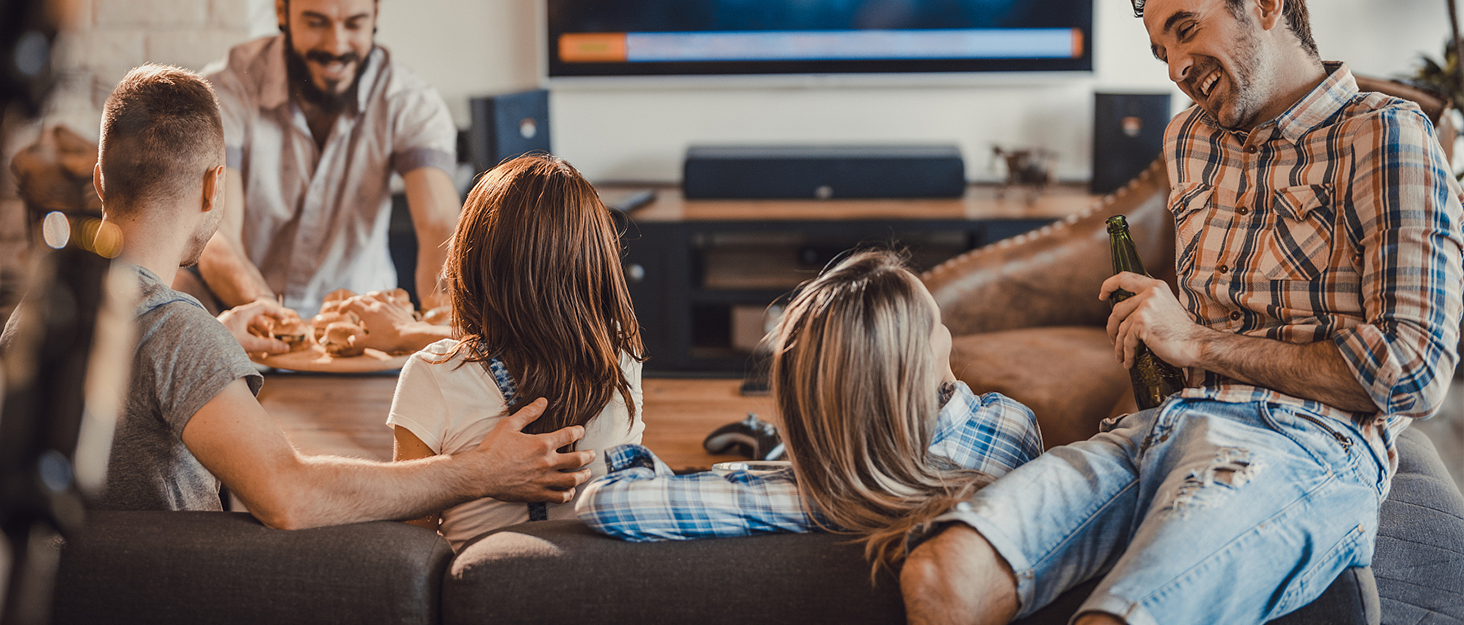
146,29,240,68
208,0,251,30
96,0,208,29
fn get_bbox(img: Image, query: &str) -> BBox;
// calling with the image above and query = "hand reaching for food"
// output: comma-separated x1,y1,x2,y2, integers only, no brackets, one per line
332,290,413,354
320,321,366,357
254,288,453,359
336,289,454,355
219,299,298,355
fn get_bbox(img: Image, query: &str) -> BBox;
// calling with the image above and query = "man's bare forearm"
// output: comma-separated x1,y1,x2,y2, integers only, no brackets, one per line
414,248,449,311
265,453,488,530
1194,330,1379,413
253,441,585,531
198,167,276,307
402,167,459,311
190,384,591,531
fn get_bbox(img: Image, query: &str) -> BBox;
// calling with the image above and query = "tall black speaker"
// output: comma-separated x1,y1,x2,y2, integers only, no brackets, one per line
1091,93,1171,194
468,89,551,175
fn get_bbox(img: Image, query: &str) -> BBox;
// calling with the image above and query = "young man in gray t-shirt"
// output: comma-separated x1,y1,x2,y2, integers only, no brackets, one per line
1,64,593,529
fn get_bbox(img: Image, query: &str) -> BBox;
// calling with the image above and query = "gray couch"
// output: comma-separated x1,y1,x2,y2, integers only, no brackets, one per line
49,427,1463,625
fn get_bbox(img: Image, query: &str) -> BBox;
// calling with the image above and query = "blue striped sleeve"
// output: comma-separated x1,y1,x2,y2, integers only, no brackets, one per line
1334,107,1464,418
576,445,817,541
928,383,1044,476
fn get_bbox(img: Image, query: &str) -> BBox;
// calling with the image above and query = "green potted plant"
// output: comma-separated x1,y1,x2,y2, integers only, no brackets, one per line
1403,0,1464,178
1409,40,1464,109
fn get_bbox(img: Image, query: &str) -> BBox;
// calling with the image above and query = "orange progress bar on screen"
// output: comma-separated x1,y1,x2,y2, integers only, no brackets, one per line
560,33,628,62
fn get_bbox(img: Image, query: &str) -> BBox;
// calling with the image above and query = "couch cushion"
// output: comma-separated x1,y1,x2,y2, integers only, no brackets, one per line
444,522,905,625
53,511,453,625
448,520,1375,625
444,429,1464,625
1011,568,1376,625
952,327,1133,448
1373,427,1464,624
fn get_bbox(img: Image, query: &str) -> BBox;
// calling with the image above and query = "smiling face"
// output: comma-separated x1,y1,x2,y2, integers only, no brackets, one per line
277,0,376,105
1144,0,1276,130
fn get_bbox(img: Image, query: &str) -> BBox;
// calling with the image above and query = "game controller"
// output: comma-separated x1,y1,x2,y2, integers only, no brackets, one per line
703,413,785,461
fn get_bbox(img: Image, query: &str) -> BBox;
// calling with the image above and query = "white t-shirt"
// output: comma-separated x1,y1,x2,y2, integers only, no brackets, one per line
387,338,645,551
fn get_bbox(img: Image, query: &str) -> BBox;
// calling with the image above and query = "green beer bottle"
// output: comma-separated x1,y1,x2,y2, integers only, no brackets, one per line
1106,215,1186,409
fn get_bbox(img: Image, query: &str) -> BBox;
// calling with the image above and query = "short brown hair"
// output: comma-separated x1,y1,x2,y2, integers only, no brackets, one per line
444,154,644,435
1131,0,1318,58
98,64,224,213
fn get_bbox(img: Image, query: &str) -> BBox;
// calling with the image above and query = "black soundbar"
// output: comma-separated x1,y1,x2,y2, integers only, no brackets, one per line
682,145,966,200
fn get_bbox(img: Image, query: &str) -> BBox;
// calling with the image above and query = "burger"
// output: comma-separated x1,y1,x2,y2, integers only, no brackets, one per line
269,316,313,352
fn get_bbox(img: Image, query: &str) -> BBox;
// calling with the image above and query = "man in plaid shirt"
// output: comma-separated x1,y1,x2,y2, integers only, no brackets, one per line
902,0,1464,624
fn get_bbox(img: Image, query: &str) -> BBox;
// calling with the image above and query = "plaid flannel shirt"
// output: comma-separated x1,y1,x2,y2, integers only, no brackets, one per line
1167,62,1464,473
575,382,1043,541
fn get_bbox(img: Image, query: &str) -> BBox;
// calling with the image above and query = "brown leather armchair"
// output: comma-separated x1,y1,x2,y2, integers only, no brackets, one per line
924,76,1457,448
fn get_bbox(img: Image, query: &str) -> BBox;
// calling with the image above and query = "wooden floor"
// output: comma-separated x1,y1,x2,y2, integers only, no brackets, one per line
259,373,777,471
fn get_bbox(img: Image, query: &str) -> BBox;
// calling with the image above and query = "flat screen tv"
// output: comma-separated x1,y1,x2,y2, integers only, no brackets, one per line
546,0,1094,79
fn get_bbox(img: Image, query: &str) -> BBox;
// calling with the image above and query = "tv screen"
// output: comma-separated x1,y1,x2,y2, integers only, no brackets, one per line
546,0,1094,78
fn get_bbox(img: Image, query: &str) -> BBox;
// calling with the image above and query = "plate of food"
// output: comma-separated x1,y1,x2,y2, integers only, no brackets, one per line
250,288,443,373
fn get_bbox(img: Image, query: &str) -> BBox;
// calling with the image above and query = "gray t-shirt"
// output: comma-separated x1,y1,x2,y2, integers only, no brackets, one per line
0,264,263,511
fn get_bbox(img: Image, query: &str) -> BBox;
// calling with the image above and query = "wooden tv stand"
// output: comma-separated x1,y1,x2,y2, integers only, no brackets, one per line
606,184,1097,375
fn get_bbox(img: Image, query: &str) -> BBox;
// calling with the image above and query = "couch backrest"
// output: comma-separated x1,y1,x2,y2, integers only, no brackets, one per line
923,158,1173,336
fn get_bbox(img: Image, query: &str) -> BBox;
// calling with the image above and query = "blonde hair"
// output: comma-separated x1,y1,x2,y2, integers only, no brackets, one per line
443,154,643,434
771,249,991,580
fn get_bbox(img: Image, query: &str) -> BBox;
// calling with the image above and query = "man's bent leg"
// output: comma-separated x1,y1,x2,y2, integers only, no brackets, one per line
902,408,1162,622
1077,400,1383,625
902,525,1018,625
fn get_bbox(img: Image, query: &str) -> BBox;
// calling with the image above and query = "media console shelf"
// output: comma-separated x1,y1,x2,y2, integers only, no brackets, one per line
607,184,1097,375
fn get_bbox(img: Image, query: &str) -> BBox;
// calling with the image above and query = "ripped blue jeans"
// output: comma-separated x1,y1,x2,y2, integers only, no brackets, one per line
938,398,1385,625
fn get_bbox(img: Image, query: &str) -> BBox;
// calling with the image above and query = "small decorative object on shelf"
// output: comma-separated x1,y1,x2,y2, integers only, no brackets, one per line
992,145,1056,205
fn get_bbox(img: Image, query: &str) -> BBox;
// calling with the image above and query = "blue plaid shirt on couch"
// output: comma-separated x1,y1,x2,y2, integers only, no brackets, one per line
575,382,1043,541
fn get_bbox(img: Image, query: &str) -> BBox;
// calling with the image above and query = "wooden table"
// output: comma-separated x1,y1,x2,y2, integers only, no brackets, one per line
257,372,777,471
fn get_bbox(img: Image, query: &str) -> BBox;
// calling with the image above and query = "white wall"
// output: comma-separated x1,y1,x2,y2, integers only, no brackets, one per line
268,0,1463,183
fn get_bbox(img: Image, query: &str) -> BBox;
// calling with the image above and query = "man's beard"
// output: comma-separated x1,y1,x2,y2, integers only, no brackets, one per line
283,30,371,113
1208,17,1265,130
180,218,215,268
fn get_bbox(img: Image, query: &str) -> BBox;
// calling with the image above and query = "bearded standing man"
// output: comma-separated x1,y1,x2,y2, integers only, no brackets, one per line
192,0,460,330
899,0,1464,623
